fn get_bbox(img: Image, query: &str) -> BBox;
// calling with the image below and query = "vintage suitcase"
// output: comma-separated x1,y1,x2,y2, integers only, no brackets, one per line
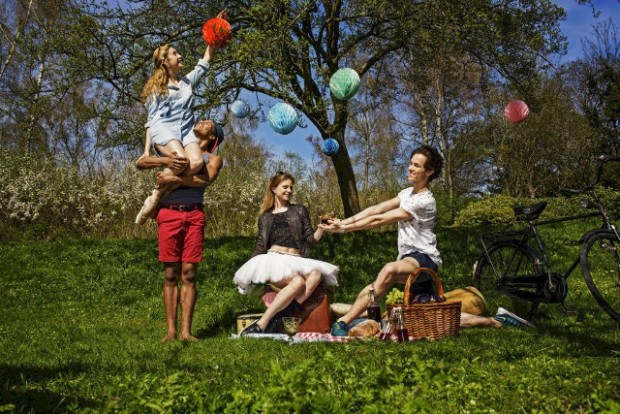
236,313,263,334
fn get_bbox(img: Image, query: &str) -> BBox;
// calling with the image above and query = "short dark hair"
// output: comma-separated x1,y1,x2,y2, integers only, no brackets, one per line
410,145,443,182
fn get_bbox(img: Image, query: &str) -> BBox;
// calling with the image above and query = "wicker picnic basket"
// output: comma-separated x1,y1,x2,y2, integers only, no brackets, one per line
401,268,461,341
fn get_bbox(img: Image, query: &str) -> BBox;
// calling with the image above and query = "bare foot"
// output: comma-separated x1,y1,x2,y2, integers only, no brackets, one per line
160,333,177,343
179,334,198,342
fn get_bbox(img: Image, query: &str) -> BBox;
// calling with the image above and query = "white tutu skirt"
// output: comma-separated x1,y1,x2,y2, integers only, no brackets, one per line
234,251,339,295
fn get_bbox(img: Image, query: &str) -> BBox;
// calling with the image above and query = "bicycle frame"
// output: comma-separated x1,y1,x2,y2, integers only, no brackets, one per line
528,210,603,283
476,155,620,317
482,188,618,288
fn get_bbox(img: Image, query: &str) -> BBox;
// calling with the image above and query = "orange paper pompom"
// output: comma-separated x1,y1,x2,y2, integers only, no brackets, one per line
202,18,232,48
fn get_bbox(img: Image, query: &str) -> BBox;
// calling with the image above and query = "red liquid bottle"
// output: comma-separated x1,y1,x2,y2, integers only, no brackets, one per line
396,328,409,343
366,287,382,323
393,307,409,343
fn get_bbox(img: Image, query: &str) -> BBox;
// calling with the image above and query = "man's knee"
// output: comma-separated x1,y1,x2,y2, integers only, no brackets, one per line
376,262,398,286
181,265,197,285
164,263,181,285
164,272,179,286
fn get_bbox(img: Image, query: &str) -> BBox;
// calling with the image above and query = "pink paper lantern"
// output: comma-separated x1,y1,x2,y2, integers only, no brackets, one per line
504,100,530,124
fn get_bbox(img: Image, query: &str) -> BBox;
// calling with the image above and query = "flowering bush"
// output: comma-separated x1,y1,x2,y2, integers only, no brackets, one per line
0,150,154,239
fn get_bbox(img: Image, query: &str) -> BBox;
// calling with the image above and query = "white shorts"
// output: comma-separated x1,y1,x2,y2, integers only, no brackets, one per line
233,251,339,295
150,128,199,149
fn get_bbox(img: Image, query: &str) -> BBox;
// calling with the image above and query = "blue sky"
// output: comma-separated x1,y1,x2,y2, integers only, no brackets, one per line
560,0,619,60
236,1,620,163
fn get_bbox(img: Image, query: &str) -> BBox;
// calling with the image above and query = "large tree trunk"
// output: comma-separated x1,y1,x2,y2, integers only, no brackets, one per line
329,131,361,217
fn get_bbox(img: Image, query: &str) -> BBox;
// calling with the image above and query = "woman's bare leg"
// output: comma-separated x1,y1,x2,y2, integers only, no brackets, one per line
183,142,203,176
294,270,322,304
255,274,305,331
136,140,187,224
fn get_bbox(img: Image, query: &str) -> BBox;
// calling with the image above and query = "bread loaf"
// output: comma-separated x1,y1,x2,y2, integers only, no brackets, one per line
347,319,380,337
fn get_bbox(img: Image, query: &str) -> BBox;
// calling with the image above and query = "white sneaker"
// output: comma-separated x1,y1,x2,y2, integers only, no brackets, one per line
494,307,535,328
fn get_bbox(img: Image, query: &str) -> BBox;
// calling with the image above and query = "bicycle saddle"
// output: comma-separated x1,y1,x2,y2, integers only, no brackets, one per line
513,201,547,221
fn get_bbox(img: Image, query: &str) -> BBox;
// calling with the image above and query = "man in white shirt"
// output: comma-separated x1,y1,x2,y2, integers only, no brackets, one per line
322,145,533,336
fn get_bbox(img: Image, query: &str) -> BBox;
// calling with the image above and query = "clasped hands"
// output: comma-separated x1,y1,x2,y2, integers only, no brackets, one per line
155,152,188,185
318,217,345,233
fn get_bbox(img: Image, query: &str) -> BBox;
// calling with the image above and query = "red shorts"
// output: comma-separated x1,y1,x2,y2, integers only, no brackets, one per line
156,208,205,263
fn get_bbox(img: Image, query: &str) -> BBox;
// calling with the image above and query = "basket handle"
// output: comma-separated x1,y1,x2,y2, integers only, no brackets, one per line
403,267,444,306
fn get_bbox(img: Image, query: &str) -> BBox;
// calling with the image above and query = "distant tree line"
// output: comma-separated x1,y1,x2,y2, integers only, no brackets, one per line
0,0,618,234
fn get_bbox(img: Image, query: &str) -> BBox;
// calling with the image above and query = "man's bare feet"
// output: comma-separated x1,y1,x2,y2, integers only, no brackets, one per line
179,334,198,342
160,333,176,343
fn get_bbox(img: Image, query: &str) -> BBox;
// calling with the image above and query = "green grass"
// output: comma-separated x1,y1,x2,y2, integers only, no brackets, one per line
0,224,619,413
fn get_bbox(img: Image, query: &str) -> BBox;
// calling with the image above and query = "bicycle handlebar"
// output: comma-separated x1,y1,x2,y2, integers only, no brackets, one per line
560,154,620,195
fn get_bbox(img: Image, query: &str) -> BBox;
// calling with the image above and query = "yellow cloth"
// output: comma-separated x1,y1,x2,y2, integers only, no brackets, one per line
444,286,487,316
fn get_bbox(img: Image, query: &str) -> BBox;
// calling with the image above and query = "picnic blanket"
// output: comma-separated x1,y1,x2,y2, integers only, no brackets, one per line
231,332,418,343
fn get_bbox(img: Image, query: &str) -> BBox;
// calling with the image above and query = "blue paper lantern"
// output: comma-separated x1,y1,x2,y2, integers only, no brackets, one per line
329,68,361,100
321,138,340,156
231,99,250,118
268,103,298,135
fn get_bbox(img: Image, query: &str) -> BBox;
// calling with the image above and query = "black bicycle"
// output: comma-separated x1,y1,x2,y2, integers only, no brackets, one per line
473,155,620,321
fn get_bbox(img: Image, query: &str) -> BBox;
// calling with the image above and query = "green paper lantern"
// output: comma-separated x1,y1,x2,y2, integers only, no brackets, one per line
329,68,361,101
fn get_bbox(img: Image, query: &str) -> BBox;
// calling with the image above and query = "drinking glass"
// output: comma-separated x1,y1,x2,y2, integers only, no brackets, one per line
282,317,301,344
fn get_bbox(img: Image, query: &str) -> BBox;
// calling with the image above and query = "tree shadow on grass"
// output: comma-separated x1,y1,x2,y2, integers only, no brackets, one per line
0,363,97,412
536,323,620,357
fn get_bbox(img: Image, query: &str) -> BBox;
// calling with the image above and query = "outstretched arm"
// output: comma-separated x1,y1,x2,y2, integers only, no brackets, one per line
337,195,401,226
322,207,411,234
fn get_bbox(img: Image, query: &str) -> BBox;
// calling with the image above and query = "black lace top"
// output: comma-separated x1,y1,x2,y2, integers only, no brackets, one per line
267,210,298,249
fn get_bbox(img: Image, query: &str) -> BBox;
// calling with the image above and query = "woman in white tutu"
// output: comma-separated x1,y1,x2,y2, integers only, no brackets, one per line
235,172,339,335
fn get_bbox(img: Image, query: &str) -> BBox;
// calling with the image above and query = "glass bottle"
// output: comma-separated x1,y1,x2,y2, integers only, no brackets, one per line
366,287,382,323
378,313,394,341
393,307,409,343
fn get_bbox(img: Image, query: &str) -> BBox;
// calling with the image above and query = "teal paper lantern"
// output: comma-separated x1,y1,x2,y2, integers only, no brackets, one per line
321,138,340,156
268,103,298,135
231,99,250,118
329,68,361,101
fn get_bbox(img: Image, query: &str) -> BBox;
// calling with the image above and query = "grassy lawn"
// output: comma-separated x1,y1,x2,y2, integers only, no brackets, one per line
0,225,619,413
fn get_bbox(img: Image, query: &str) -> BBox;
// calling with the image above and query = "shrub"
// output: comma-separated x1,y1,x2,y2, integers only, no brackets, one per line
454,190,620,227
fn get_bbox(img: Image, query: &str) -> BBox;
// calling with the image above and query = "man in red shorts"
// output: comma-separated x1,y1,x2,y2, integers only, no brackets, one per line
136,120,224,342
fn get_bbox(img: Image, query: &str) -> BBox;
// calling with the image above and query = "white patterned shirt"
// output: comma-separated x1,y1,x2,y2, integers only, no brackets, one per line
396,188,441,266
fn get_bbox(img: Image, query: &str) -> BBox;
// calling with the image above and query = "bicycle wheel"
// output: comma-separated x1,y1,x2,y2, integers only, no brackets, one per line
473,240,543,318
580,230,620,321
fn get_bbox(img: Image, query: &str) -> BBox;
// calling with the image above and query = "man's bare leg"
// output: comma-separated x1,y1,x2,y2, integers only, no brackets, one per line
460,312,502,328
179,263,198,341
162,263,181,342
337,258,420,325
